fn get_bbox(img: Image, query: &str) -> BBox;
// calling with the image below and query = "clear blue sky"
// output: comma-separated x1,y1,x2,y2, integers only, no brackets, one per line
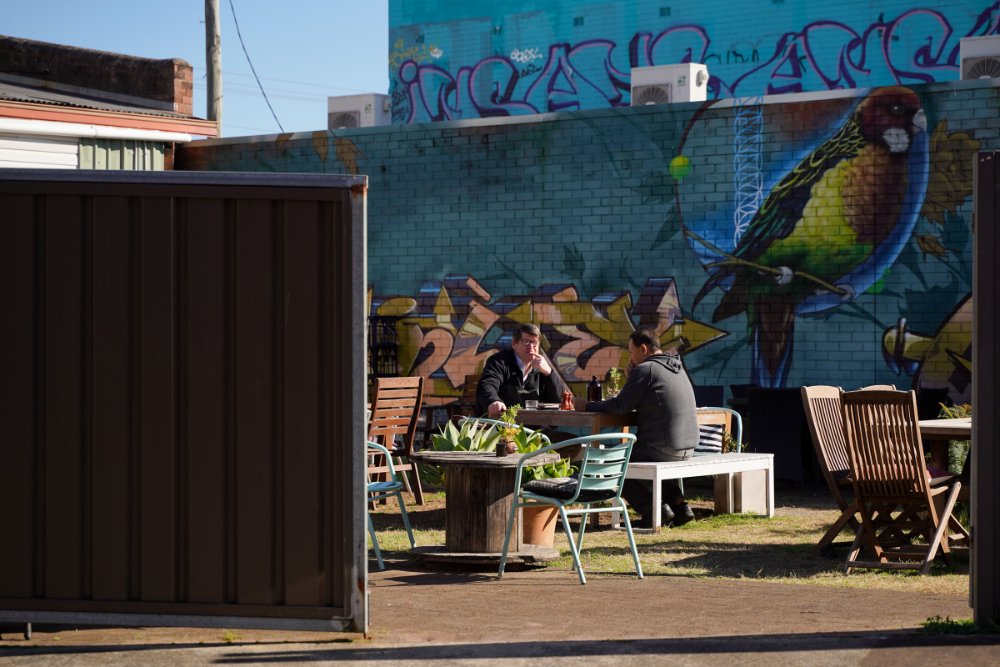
1,0,389,137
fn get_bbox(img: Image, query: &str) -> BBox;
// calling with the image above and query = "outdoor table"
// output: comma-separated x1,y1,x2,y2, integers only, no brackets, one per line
919,417,971,470
515,407,637,434
408,449,560,565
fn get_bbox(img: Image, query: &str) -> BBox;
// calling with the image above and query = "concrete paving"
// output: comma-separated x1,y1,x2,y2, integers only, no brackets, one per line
1,564,997,665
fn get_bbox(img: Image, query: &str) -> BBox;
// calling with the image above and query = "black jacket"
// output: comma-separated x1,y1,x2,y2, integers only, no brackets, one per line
586,353,698,457
476,349,564,415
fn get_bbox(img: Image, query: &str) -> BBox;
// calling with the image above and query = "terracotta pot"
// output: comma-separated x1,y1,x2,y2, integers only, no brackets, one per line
521,505,559,547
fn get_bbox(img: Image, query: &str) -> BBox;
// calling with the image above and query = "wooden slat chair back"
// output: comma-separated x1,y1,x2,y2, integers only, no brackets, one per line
447,373,482,421
368,376,425,504
694,407,742,453
840,389,963,574
691,406,744,512
800,384,895,553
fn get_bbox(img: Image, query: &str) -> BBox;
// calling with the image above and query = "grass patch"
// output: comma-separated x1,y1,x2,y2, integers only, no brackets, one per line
921,615,1000,635
368,486,969,595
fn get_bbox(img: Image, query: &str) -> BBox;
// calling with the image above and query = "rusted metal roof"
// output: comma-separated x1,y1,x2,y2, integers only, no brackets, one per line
0,79,191,120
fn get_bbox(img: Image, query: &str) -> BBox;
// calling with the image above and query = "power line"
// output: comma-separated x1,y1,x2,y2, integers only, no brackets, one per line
193,67,380,94
227,0,284,132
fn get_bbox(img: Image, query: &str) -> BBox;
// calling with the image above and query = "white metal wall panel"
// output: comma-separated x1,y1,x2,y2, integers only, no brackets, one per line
0,133,77,169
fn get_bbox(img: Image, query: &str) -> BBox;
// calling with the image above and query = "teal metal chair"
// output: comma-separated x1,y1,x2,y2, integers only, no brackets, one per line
498,432,641,585
366,440,415,570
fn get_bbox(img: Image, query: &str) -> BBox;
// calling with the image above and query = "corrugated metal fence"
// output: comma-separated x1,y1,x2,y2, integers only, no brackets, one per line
0,170,368,632
974,152,1000,625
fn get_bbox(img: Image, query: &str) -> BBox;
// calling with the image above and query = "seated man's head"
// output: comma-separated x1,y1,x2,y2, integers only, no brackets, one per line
628,327,662,366
512,323,542,364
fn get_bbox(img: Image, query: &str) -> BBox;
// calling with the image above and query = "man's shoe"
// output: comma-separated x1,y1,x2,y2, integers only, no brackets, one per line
669,503,695,527
660,503,676,526
632,514,654,530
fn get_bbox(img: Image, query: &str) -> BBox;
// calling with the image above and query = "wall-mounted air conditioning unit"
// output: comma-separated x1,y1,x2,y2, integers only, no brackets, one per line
630,63,709,106
327,93,391,129
960,35,1000,80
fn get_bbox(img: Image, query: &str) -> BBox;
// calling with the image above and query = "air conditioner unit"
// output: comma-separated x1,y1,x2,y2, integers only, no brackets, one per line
960,35,1000,80
327,93,391,129
630,63,709,106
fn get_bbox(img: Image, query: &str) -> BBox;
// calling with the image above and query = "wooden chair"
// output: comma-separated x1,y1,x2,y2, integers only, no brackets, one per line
368,376,425,505
840,389,965,574
447,373,482,421
801,385,895,553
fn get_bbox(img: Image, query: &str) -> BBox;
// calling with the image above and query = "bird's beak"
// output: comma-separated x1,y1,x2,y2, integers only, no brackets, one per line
913,109,927,133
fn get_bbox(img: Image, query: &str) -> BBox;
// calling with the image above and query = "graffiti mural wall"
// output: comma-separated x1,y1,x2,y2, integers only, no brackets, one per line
177,79,997,407
388,0,1000,123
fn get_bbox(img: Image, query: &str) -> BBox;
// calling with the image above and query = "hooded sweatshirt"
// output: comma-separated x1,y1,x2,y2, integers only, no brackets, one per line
586,352,698,457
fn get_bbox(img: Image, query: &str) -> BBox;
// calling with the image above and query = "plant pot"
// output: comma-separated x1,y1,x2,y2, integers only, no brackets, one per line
521,505,559,547
496,438,517,457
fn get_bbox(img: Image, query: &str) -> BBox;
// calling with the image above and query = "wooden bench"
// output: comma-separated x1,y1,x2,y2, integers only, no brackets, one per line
611,452,775,530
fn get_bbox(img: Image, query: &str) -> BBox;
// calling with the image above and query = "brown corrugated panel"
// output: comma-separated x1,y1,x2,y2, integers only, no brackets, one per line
0,170,368,632
974,153,1000,625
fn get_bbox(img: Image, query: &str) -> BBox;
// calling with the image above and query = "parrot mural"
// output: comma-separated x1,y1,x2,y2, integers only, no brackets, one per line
690,86,930,387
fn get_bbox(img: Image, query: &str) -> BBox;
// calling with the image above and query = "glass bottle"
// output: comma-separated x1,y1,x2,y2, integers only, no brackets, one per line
587,376,602,402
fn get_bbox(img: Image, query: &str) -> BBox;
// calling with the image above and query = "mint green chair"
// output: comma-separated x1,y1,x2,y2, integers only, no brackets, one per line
366,440,415,570
498,432,642,585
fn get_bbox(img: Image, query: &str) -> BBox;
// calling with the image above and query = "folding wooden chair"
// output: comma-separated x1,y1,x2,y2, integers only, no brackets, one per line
801,385,895,553
840,389,966,574
367,376,425,505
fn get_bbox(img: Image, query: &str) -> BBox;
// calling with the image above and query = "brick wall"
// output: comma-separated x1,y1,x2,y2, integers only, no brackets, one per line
0,35,193,114
177,80,998,405
386,0,999,122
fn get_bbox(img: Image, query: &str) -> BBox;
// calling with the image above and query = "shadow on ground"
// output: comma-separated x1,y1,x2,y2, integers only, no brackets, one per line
1,628,998,661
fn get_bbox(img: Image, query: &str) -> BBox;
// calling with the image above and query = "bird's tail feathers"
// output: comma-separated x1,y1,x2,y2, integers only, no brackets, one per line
748,296,796,387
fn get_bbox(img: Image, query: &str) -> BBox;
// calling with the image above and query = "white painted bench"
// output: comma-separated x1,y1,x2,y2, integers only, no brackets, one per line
611,452,775,530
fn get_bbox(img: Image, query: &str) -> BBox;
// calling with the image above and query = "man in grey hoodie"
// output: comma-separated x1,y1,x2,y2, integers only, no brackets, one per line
584,327,699,528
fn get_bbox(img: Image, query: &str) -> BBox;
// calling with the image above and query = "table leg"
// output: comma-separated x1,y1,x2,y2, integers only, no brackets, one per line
445,465,520,553
650,472,662,530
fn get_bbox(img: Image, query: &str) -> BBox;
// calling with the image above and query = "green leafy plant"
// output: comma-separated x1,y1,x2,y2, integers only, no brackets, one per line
431,418,500,452
937,403,971,476
921,615,1000,635
723,431,744,453
220,629,243,643
605,367,625,395
939,403,971,418
516,429,576,482
497,404,521,442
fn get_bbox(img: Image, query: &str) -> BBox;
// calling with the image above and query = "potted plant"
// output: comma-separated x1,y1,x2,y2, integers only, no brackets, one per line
424,418,501,487
604,366,625,398
496,405,522,456
514,423,576,548
430,418,501,453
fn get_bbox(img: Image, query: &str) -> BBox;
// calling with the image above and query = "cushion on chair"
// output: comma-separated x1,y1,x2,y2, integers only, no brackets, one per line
695,423,725,454
523,477,618,502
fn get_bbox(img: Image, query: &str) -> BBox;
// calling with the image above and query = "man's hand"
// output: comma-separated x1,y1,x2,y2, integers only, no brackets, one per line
527,353,552,375
488,400,507,419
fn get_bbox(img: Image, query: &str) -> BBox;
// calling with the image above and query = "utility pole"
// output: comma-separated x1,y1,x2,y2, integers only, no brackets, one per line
206,0,222,128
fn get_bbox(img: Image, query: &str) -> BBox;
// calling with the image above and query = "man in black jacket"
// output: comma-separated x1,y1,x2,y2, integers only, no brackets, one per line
476,323,564,418
585,327,699,528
